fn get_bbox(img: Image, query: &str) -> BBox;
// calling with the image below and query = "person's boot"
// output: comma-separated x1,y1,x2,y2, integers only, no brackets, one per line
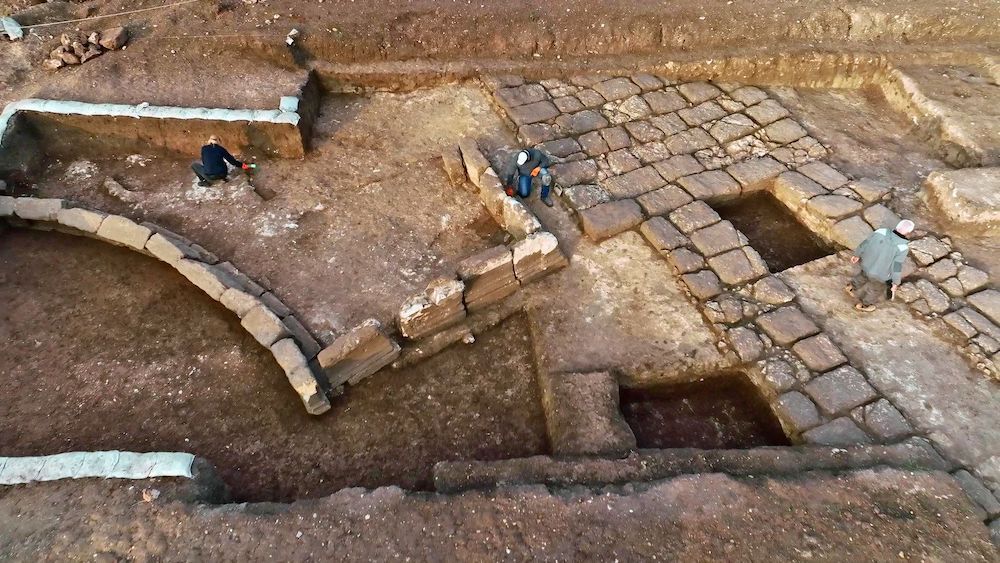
541,195,554,207
197,180,211,187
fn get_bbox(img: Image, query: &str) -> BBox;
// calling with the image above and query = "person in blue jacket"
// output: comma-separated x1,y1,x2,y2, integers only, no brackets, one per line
508,148,554,207
191,135,246,187
846,219,914,312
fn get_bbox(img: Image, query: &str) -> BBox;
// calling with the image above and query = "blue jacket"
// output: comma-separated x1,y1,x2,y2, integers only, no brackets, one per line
855,228,909,285
201,143,242,177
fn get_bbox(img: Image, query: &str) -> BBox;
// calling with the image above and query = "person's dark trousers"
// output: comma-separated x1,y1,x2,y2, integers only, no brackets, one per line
191,162,226,184
517,169,551,199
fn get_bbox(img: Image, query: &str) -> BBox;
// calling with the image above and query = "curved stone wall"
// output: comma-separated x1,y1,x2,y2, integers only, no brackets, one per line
0,196,331,415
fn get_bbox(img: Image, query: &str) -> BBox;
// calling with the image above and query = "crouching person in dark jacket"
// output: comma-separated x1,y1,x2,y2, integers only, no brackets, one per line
192,135,246,187
507,148,554,207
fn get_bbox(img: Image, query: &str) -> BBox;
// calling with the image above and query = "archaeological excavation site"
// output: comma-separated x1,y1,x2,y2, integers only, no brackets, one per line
1,0,999,560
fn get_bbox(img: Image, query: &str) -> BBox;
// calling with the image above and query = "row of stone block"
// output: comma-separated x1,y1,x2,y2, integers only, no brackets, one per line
454,138,541,240
0,196,331,415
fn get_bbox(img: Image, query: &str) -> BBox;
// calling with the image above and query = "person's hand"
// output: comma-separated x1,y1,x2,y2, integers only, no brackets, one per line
890,284,899,300
850,255,860,264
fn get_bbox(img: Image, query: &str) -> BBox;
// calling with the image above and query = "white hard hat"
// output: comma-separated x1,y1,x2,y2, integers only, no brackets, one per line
516,151,528,166
895,219,915,235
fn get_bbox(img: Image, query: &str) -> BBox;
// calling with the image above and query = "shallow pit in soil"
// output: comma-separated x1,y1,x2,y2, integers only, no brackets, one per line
715,192,834,272
620,373,790,449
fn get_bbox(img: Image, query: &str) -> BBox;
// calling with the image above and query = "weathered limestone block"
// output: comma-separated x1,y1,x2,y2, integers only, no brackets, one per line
540,371,636,457
318,319,401,387
283,315,322,360
96,215,152,251
772,171,827,212
580,199,644,241
553,96,585,113
562,184,611,211
398,278,467,340
643,90,687,114
519,123,559,145
725,156,786,193
806,195,863,220
763,118,808,144
730,86,768,106
728,326,764,362
496,83,548,109
508,100,560,126
0,196,14,216
220,288,261,318
709,114,758,144
752,276,796,305
668,248,706,274
540,138,582,158
555,110,609,135
756,306,820,346
792,333,848,372
775,391,822,433
706,247,768,285
968,289,1000,325
576,88,606,108
914,279,951,314
55,207,106,233
925,258,959,282
441,145,467,187
957,307,1000,340
745,99,790,126
652,154,704,182
174,259,240,300
690,220,743,257
501,197,542,239
761,358,797,393
14,197,63,221
849,178,891,203
630,141,671,164
578,131,610,156
681,270,723,300
852,399,912,442
805,366,878,416
631,74,663,91
458,245,518,311
830,216,874,250
286,364,332,415
802,417,873,446
593,77,641,101
909,236,950,266
551,159,598,186
145,233,199,266
797,161,849,190
603,166,666,199
669,201,721,234
677,81,721,104
957,265,988,294
512,232,568,283
241,304,291,347
664,128,717,154
636,185,692,216
924,167,1000,229
639,217,688,251
951,470,1000,520
676,170,740,201
457,138,491,187
477,168,508,220
678,101,727,127
607,149,642,175
600,126,631,151
862,204,901,230
649,113,688,136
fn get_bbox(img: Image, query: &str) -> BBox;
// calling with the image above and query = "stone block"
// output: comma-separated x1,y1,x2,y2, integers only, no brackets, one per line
925,258,959,282
709,113,758,144
761,358,797,393
260,292,292,318
145,233,198,266
668,248,706,274
649,113,688,136
519,123,560,145
730,86,768,106
728,326,764,362
957,266,989,294
576,88,606,108
669,201,722,234
577,131,609,156
441,145,466,187
555,109,609,135
398,278,467,340
908,236,950,266
318,319,401,387
943,311,978,338
792,333,848,372
540,371,636,457
677,170,741,201
802,417,873,446
772,171,827,212
952,470,1000,519
56,207,106,233
174,259,237,300
763,118,807,144
579,199,644,241
551,159,598,186
752,276,796,305
512,231,568,284
538,138,582,159
957,307,1000,340
914,279,951,314
13,197,63,221
636,185,693,216
508,100,560,126
630,142,671,165
973,334,999,354
797,161,849,190
664,128,717,154
458,245,518,311
862,204,901,230
756,306,820,346
562,184,611,211
831,216,874,250
776,391,822,432
678,101,727,126
502,198,542,239
478,168,509,219
745,99,790,126
593,77,641,101
0,196,14,216
805,366,879,415
924,167,1000,229
624,121,665,144
283,316,322,360
849,178,891,202
806,195,863,219
241,304,291,347
690,220,743,257
457,138,491,186
707,247,768,285
631,74,663,91
639,217,689,251
603,166,666,199
652,154,705,183
607,149,642,175
553,96,585,113
643,90,688,114
220,288,261,318
725,156,785,192
852,399,912,442
600,126,631,151
271,337,310,374
95,215,153,251
677,81,722,104
681,270,723,300
968,290,1000,325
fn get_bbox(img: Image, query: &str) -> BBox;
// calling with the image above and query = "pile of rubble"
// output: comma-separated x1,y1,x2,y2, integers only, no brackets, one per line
43,27,129,70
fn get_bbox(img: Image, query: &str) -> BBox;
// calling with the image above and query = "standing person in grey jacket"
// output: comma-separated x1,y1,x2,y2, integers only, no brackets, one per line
846,219,914,312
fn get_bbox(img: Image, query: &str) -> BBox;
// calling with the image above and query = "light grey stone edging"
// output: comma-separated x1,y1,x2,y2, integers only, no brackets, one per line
0,196,331,415
0,451,194,485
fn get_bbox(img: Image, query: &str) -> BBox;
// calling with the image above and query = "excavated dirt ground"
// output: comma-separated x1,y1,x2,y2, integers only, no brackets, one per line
0,229,548,502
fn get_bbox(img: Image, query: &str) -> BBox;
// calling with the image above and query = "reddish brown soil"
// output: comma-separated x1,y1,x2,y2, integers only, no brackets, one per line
0,228,548,502
0,468,995,561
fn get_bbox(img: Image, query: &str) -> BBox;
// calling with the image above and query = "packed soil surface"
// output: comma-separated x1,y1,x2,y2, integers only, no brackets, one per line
620,374,791,450
0,468,996,561
0,228,549,502
24,85,513,343
715,191,834,273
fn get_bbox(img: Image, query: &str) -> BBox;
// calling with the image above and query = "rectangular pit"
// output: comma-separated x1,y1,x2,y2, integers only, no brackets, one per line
620,373,790,449
714,192,834,272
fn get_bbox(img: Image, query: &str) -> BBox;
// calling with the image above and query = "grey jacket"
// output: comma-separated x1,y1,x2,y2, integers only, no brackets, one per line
855,228,909,285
